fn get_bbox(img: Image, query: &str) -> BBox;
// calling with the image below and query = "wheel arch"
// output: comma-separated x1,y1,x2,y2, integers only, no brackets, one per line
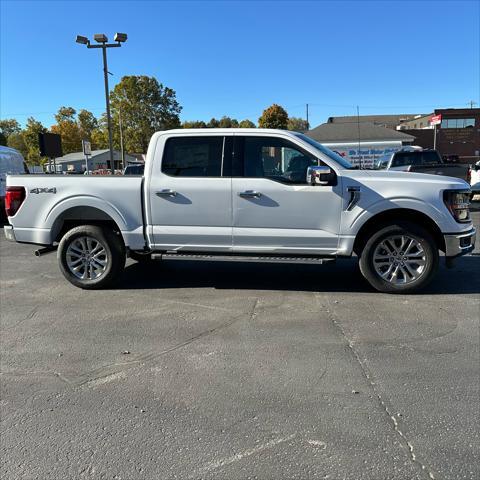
353,208,445,255
51,206,123,244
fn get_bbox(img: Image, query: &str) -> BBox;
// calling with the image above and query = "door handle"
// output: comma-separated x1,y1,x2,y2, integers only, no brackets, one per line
156,189,177,197
239,190,262,198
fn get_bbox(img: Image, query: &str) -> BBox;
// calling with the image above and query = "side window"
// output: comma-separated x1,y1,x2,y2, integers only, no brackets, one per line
162,136,223,177
239,137,319,184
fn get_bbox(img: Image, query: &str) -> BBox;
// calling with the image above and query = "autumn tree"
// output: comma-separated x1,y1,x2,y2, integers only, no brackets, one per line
50,106,82,154
78,109,98,141
258,104,289,129
287,117,309,132
109,75,182,153
239,119,256,128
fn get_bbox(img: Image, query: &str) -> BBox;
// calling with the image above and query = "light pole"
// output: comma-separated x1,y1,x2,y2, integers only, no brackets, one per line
76,32,127,174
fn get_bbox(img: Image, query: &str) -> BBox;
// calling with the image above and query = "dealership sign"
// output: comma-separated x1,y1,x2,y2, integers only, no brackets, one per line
326,144,402,168
429,114,442,126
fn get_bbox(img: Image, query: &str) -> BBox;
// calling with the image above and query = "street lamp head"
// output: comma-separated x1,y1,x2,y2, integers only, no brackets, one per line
114,32,128,43
94,33,108,43
76,35,89,45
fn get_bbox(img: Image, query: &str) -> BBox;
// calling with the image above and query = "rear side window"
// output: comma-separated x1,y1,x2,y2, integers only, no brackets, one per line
162,136,223,177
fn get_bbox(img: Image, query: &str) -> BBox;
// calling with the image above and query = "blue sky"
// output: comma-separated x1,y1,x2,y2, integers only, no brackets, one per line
1,0,479,128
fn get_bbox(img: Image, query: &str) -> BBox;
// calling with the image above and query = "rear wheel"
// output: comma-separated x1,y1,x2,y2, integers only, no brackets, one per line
359,222,438,293
58,225,125,289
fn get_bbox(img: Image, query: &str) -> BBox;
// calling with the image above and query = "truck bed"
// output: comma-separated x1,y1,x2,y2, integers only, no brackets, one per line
6,175,145,247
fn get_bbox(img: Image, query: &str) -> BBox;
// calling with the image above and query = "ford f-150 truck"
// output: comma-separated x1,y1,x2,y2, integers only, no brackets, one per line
4,129,476,293
374,148,470,180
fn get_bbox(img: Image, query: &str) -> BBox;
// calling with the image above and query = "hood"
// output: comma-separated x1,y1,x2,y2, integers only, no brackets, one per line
344,169,470,190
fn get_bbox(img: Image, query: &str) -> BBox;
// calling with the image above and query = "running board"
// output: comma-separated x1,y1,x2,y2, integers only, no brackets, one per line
152,253,336,265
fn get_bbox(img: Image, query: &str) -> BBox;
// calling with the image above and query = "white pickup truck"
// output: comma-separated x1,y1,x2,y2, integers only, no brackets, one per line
4,129,476,293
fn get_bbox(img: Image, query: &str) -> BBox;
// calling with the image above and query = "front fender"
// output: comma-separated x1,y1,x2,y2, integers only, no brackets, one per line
347,196,452,234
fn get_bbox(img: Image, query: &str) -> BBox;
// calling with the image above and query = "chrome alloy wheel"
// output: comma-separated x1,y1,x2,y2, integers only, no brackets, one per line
373,235,426,285
66,236,108,280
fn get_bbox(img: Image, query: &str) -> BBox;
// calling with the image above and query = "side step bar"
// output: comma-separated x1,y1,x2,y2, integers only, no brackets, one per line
151,252,336,265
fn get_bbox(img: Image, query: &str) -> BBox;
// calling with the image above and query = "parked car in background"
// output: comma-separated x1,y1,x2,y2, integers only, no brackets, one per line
0,146,28,220
374,148,470,181
4,129,476,293
469,160,480,200
123,163,145,175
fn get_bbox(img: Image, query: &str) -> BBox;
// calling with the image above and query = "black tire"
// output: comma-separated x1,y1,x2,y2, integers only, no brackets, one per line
58,225,125,289
129,250,154,263
359,221,439,294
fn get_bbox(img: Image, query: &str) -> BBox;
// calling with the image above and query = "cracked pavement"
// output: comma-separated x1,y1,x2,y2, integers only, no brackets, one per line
1,210,479,479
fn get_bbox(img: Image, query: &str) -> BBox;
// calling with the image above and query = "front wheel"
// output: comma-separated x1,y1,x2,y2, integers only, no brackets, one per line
359,222,439,293
58,225,125,289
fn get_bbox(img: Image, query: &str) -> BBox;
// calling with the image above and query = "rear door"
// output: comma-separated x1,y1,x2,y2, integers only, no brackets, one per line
231,135,342,255
148,134,233,251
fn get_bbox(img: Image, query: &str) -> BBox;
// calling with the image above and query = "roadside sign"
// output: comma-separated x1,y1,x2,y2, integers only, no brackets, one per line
82,140,92,156
430,114,442,126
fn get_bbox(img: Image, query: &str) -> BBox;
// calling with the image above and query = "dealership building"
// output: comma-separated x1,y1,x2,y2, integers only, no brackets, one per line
306,120,415,168
399,108,480,162
52,149,137,173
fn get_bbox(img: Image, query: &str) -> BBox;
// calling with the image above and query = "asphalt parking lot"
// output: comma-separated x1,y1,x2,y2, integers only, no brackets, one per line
1,209,479,480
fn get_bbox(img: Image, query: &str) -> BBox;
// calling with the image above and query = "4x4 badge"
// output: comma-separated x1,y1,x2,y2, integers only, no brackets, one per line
30,187,57,194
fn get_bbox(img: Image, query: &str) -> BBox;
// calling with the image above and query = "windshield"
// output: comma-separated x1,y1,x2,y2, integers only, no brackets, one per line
293,133,355,169
374,155,391,170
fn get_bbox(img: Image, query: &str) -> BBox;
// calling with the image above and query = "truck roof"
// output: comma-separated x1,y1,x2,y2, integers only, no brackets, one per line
153,128,300,136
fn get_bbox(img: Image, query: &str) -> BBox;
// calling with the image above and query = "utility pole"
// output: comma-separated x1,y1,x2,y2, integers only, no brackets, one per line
119,108,125,170
101,45,115,173
76,33,128,175
357,105,362,169
468,100,477,109
306,103,309,130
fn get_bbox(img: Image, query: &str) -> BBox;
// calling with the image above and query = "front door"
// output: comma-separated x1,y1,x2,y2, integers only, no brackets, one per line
232,136,342,255
148,134,233,251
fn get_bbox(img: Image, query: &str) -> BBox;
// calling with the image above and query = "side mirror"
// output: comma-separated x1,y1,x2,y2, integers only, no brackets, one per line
306,165,332,185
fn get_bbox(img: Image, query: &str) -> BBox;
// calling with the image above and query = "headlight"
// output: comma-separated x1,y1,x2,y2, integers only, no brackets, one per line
443,190,471,223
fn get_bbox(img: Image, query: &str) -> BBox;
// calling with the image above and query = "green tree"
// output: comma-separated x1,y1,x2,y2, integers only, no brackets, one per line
182,120,207,128
287,117,309,132
0,132,6,146
239,119,256,128
6,132,28,157
0,119,21,139
91,127,108,150
110,75,182,153
23,117,48,165
207,118,220,128
218,116,239,128
258,104,289,129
